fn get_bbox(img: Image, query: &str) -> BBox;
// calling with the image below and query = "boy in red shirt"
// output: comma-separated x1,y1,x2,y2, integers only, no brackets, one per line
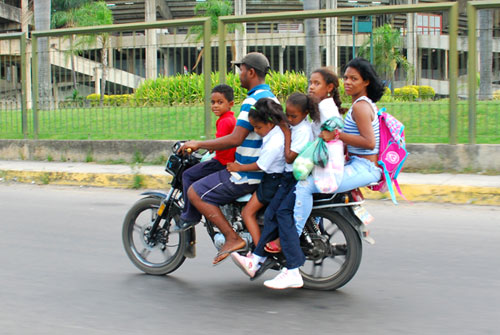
179,84,237,226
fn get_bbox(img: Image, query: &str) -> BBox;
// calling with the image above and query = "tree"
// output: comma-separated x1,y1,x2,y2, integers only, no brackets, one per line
303,0,321,79
188,0,239,71
359,24,412,91
51,0,93,92
34,0,52,109
53,1,113,105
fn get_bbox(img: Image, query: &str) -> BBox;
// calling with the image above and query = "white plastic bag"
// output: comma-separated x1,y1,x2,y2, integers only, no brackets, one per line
312,140,344,193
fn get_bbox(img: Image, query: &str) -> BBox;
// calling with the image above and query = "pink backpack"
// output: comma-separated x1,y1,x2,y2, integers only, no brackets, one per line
368,108,409,204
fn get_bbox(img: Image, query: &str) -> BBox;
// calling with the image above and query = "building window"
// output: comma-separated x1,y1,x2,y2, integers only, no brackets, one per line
416,14,442,35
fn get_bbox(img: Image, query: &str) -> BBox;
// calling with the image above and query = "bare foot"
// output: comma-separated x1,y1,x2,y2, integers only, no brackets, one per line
212,238,246,265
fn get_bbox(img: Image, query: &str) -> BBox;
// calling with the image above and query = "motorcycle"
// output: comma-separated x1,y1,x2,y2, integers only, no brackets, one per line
122,141,375,291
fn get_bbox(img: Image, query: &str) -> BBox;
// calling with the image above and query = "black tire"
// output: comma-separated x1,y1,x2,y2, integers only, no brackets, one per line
122,197,187,275
300,209,362,291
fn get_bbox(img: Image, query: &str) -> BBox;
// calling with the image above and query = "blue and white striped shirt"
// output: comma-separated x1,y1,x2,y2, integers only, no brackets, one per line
231,84,279,184
343,96,380,155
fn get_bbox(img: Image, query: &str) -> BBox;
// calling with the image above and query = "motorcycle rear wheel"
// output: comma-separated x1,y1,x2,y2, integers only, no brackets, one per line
301,209,362,291
122,197,187,275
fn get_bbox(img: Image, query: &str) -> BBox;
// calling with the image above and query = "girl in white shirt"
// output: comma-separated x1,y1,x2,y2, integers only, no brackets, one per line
226,98,287,246
230,92,319,289
293,68,346,237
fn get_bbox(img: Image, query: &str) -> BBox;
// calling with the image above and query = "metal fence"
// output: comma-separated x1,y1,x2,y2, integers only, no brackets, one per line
1,2,500,144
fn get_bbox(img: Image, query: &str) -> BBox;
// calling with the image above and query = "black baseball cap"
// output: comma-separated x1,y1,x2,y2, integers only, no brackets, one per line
232,52,271,73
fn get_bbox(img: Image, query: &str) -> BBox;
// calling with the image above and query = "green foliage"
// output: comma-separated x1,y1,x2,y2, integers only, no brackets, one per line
86,94,132,106
188,0,239,41
379,87,395,102
59,89,86,107
267,71,308,102
134,71,308,106
358,24,413,84
393,85,435,101
131,174,144,189
494,89,500,100
416,85,436,100
394,86,419,101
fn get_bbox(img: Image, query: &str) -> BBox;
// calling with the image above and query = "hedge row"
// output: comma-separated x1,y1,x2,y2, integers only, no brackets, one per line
394,85,436,101
84,72,436,106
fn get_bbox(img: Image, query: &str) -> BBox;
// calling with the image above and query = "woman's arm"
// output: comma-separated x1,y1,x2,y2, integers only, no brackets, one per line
337,101,376,150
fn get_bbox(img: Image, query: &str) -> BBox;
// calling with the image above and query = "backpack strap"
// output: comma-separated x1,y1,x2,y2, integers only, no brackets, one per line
379,160,398,204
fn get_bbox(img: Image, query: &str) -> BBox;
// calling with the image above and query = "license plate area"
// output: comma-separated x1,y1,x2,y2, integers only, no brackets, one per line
353,205,374,225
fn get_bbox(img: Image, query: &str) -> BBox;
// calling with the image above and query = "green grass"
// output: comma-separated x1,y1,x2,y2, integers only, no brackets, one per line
1,100,499,143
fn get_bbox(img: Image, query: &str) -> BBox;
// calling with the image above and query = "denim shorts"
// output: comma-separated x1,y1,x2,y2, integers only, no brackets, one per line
191,169,258,206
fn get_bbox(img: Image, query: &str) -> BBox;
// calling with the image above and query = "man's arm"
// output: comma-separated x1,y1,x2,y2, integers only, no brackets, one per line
180,126,249,153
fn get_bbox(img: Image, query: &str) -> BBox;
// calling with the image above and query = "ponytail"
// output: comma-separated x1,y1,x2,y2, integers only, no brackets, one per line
332,87,347,115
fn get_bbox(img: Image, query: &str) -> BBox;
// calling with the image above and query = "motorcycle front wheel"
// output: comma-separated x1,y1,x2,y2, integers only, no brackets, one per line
122,197,187,275
300,209,362,291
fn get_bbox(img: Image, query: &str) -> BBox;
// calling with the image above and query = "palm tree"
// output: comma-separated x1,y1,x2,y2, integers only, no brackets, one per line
303,0,320,79
34,0,52,109
188,0,239,71
51,0,93,92
64,1,113,105
359,24,412,91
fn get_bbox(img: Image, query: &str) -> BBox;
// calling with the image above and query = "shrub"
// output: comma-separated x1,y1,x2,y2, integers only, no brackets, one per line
133,71,309,106
494,89,500,100
394,86,419,101
379,87,394,102
417,85,436,100
86,93,132,106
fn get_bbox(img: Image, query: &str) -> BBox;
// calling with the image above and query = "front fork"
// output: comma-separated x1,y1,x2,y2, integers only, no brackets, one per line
143,189,197,258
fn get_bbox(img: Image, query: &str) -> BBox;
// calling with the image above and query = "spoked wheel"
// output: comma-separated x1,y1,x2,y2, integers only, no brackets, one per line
122,197,187,275
300,209,362,291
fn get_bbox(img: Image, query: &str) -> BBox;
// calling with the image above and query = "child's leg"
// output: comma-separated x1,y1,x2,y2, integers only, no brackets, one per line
241,192,264,245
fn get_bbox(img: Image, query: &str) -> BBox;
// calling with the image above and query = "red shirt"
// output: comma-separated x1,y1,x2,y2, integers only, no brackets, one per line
214,111,236,165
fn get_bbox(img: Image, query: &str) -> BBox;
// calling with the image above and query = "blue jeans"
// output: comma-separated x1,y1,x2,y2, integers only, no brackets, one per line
254,173,305,269
294,156,381,235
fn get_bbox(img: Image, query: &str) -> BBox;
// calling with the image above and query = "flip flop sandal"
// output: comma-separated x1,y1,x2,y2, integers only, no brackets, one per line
213,242,247,266
264,240,282,254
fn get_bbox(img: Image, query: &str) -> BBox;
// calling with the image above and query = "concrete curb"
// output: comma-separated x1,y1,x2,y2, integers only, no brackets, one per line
0,169,172,190
363,184,500,206
1,168,499,206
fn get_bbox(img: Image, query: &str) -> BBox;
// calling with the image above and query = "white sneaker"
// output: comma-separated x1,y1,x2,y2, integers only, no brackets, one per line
230,252,259,278
263,268,303,289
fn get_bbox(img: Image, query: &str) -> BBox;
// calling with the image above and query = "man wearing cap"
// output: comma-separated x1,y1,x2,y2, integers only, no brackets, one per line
178,52,279,265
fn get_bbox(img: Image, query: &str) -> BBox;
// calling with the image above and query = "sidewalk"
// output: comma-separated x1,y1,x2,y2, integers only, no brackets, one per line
0,160,499,205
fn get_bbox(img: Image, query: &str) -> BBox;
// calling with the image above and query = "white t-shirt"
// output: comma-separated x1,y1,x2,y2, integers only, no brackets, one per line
311,97,340,137
256,125,286,174
285,119,314,172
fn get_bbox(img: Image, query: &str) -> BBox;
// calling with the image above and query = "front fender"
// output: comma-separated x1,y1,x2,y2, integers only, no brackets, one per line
140,191,167,200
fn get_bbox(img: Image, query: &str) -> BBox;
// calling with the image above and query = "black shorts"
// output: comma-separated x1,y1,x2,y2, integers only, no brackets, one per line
256,173,283,205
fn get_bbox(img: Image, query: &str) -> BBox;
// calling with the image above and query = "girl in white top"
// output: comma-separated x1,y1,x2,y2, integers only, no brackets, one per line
226,98,287,246
293,68,347,236
230,92,319,289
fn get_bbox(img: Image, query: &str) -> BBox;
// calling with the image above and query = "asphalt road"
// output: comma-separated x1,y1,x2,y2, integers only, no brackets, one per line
1,184,499,335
